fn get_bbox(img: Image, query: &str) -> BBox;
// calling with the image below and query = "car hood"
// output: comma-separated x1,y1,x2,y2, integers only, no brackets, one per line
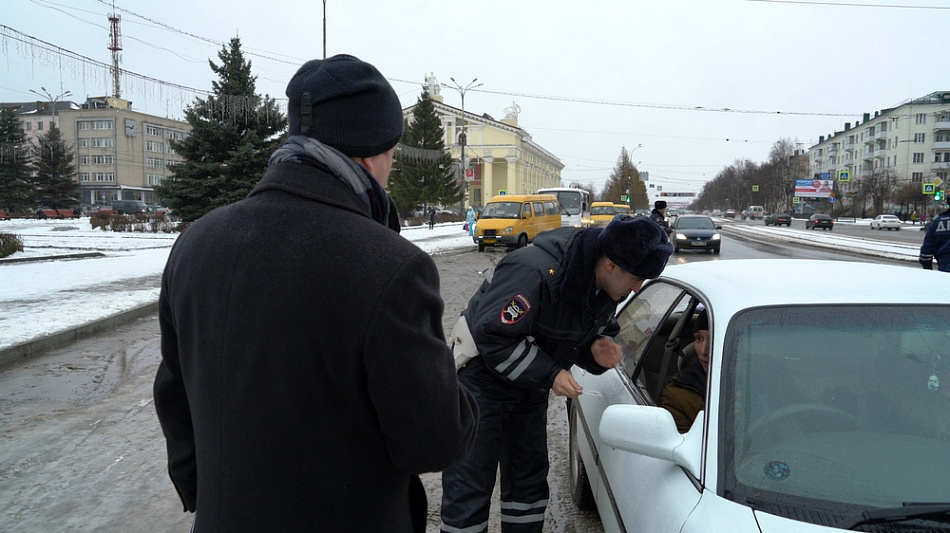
675,229,719,237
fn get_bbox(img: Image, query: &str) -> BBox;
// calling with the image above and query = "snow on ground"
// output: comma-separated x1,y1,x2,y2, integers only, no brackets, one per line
0,216,921,351
0,218,476,351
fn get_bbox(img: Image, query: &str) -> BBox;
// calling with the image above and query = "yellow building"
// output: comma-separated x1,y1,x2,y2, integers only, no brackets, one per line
402,76,563,209
57,96,190,207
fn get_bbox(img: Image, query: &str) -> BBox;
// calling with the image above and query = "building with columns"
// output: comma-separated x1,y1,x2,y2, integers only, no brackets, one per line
402,76,563,208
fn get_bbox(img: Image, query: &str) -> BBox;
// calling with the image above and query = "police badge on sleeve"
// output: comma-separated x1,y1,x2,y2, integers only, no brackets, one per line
500,294,532,325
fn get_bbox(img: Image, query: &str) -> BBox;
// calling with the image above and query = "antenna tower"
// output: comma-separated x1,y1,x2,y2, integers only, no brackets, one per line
108,9,123,98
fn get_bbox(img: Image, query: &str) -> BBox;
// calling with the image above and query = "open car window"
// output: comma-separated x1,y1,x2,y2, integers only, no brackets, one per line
615,281,688,401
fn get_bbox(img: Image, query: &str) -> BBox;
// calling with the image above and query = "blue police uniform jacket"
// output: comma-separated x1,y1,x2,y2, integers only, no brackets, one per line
462,227,619,390
919,208,950,272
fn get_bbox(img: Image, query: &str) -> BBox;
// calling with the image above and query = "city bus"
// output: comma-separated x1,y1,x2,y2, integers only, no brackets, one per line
536,187,591,227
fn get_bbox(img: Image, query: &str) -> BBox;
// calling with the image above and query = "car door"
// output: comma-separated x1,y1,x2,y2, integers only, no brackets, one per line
571,280,705,531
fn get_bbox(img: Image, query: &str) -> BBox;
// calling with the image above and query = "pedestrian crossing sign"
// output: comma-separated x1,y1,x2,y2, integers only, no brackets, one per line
838,170,850,182
924,183,935,194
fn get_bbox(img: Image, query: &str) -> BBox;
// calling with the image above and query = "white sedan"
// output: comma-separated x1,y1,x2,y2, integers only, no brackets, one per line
569,259,950,532
870,214,902,230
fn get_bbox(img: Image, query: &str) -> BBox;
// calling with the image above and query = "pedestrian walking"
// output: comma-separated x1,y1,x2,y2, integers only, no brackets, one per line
467,206,476,236
920,195,950,272
428,206,436,230
154,54,478,533
440,215,673,533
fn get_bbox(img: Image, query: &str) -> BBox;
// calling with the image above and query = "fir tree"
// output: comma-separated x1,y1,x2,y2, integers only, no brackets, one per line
0,107,35,211
155,37,285,222
32,125,78,208
389,89,460,215
600,146,647,210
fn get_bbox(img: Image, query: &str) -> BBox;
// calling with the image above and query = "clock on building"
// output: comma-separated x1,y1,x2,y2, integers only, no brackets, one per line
124,118,137,137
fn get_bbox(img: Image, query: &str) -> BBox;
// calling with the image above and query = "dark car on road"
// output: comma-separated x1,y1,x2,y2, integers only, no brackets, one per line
671,214,721,254
724,209,737,218
806,213,834,231
764,212,792,226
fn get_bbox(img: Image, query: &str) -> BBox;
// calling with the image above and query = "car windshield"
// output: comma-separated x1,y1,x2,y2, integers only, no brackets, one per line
591,206,615,216
480,202,522,219
676,217,715,230
720,305,950,519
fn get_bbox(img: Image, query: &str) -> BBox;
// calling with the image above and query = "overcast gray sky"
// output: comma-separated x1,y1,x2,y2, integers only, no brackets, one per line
3,0,947,196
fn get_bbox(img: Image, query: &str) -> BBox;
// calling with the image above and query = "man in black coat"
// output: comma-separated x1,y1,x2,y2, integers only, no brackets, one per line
154,55,478,533
650,200,671,234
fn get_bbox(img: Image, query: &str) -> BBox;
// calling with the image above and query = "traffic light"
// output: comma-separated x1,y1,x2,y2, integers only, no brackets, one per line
935,190,944,202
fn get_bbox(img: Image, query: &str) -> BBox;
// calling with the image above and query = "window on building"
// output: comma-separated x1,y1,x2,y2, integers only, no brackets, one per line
146,125,162,136
147,157,165,168
147,174,164,186
93,173,115,182
146,141,164,152
77,121,88,130
92,137,114,147
37,121,43,130
79,173,89,182
91,155,114,165
913,153,925,164
78,156,89,165
912,172,923,182
916,113,927,124
77,138,88,147
24,122,32,131
914,133,926,143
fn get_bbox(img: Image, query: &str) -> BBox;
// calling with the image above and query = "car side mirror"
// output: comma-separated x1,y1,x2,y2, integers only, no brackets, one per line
598,405,703,479
716,225,722,230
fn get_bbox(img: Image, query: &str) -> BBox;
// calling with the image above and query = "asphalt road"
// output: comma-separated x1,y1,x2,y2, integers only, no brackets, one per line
0,248,605,533
0,229,916,532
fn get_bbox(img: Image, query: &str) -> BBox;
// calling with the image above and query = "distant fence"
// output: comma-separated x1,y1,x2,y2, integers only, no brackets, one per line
835,216,856,223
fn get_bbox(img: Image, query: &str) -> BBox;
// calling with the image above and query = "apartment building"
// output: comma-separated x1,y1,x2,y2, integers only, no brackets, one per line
55,96,190,207
810,91,950,209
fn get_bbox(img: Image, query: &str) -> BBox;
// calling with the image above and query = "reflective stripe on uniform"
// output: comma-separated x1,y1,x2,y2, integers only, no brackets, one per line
440,519,489,533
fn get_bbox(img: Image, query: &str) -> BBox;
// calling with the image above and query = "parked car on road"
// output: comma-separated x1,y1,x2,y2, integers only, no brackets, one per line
764,212,792,226
569,259,950,533
670,214,721,254
112,200,150,215
870,214,902,231
805,213,834,230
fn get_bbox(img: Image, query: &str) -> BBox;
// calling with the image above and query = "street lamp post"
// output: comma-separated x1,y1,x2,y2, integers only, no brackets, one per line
29,86,72,130
443,77,483,214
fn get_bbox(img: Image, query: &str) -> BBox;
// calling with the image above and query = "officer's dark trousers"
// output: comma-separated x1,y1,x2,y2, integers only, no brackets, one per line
441,361,550,533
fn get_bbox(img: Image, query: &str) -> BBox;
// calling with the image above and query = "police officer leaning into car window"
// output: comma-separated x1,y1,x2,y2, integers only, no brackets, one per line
440,215,673,533
919,194,950,272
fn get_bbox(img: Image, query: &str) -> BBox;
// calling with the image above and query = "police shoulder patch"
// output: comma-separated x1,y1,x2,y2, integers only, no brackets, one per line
500,294,532,325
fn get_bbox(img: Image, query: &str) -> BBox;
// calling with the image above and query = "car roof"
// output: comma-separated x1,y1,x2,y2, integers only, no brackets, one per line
652,260,946,316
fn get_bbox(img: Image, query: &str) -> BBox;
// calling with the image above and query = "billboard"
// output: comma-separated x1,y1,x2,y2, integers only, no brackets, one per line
795,178,835,199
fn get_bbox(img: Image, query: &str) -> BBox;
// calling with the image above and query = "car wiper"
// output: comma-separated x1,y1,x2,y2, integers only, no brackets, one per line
839,502,950,529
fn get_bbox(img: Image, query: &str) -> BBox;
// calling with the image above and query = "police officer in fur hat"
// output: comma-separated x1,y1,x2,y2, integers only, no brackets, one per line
155,55,477,533
441,215,673,533
650,199,671,234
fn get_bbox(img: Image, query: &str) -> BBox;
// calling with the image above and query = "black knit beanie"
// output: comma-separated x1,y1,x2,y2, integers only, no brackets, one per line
597,215,673,279
286,54,404,157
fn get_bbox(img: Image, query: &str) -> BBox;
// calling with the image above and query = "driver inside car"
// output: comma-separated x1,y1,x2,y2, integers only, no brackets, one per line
660,309,710,433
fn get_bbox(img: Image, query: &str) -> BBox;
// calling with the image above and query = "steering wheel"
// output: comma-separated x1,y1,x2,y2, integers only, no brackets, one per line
745,403,859,449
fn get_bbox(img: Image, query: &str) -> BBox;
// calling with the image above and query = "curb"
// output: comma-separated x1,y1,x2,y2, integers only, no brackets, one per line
0,301,159,369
